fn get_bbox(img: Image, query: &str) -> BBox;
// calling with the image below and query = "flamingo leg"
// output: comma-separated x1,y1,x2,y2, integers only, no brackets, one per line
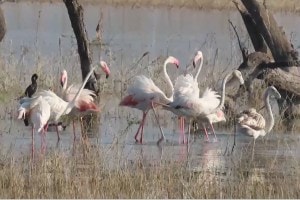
139,110,149,144
182,117,187,144
202,125,210,142
134,111,147,143
72,120,76,140
31,126,34,160
151,102,165,145
178,117,182,144
209,123,218,142
55,123,60,141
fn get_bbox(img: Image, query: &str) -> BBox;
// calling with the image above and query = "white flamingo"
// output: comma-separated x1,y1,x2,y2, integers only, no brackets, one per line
119,56,179,144
236,86,281,139
18,96,51,155
164,70,244,142
31,67,96,141
60,61,110,139
195,70,244,141
176,50,204,144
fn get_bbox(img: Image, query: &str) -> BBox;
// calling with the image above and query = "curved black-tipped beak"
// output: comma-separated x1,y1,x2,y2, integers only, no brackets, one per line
106,74,109,79
60,80,64,87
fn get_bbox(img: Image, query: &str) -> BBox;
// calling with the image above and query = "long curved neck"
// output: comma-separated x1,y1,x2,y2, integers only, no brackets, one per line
61,67,95,116
163,61,174,98
214,73,232,111
264,92,274,133
194,57,203,81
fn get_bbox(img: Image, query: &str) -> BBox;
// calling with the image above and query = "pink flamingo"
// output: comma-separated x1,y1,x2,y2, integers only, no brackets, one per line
17,67,95,156
164,70,244,142
119,56,179,144
60,61,110,139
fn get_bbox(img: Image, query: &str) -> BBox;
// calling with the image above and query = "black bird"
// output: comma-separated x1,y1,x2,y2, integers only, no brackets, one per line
24,73,38,97
23,73,38,126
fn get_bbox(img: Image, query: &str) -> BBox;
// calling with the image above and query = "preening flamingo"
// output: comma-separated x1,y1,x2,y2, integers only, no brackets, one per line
119,56,179,144
30,66,97,141
236,86,281,139
60,61,110,139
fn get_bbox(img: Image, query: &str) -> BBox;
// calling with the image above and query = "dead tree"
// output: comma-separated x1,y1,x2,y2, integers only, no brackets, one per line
63,0,99,135
230,0,300,130
63,0,97,92
0,6,6,42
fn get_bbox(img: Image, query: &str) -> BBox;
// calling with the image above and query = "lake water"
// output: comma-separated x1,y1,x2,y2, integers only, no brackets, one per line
0,1,300,185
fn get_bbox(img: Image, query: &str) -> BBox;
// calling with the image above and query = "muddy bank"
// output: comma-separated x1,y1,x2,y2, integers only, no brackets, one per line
4,0,300,12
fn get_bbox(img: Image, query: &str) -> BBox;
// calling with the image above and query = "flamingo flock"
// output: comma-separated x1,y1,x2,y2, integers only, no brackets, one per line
16,50,282,156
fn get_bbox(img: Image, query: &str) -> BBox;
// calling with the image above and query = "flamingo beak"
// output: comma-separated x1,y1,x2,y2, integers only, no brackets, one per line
106,74,109,79
193,60,196,68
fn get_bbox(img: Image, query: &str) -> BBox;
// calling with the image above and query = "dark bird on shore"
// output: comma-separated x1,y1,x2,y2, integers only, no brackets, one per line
23,73,38,126
25,73,38,98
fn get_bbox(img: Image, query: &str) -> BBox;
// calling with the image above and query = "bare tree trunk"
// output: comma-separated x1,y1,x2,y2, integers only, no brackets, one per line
226,0,300,130
0,7,6,42
63,0,96,92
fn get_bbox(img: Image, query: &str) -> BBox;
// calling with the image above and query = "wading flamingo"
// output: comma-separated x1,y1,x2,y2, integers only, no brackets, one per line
31,67,96,141
195,70,244,141
236,86,281,139
18,96,50,156
177,51,204,144
60,61,110,139
119,56,179,144
164,70,244,142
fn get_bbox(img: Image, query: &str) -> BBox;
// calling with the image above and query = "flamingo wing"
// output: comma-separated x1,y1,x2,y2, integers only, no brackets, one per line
64,84,96,103
238,110,265,130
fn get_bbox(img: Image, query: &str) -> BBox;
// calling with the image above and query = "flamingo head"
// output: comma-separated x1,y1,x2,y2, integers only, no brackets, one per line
232,70,244,85
31,73,38,82
60,69,68,87
99,61,110,79
266,86,281,99
193,51,203,68
166,56,179,68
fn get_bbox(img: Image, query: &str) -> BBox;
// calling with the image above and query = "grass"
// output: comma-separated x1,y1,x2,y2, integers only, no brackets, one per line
0,140,299,199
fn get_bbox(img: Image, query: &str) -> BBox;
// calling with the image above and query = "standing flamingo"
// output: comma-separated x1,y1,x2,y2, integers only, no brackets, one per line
60,61,110,139
194,70,244,141
18,96,51,155
31,66,97,141
164,70,244,142
177,50,204,144
119,56,179,144
236,86,281,139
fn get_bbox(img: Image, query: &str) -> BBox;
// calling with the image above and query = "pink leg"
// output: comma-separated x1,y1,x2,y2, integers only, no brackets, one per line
202,125,210,142
178,117,182,144
134,111,147,143
150,102,165,145
139,110,149,143
209,123,217,140
41,128,46,154
182,118,187,144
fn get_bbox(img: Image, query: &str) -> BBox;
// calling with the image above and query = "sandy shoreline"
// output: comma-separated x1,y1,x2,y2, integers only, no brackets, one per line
3,0,300,12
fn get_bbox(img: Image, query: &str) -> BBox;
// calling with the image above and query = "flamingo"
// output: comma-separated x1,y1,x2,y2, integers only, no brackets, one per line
164,70,244,142
177,51,203,143
18,96,50,155
236,86,281,139
28,66,97,141
119,56,179,144
60,61,110,139
194,70,244,141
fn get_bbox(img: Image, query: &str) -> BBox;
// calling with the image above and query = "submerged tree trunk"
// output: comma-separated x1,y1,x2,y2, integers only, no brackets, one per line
0,7,6,42
228,0,300,130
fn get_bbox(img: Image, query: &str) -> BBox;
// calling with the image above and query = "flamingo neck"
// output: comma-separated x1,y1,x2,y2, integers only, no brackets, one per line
215,72,232,111
163,61,174,98
264,92,274,133
194,57,203,81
